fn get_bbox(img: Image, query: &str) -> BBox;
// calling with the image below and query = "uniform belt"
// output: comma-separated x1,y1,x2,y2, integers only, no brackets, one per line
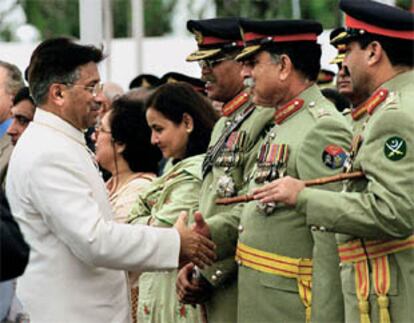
236,241,312,322
338,235,414,264
338,235,414,323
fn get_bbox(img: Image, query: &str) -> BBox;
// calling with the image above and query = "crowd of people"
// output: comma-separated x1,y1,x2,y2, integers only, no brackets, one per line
0,0,413,322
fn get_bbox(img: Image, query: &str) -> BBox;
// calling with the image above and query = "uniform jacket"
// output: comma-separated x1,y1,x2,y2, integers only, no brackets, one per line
6,109,180,323
298,70,414,323
200,91,274,322
208,85,352,323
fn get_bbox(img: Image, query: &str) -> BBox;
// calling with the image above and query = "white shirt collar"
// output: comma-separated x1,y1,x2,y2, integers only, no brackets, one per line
33,108,87,146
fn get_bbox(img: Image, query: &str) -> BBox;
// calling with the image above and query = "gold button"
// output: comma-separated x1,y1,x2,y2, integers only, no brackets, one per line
216,270,222,277
238,224,244,233
211,275,217,281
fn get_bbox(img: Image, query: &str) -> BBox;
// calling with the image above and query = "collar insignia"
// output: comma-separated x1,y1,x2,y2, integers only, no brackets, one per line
274,98,304,124
222,92,250,117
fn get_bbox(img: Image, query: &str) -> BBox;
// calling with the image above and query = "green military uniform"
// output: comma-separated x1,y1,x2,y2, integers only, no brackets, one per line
128,154,205,323
185,17,276,322
298,71,414,323
311,89,371,323
232,85,352,323
238,86,351,322
199,91,274,323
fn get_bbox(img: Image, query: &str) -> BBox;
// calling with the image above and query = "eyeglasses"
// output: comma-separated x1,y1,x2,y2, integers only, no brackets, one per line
64,82,104,97
197,57,230,69
95,124,111,135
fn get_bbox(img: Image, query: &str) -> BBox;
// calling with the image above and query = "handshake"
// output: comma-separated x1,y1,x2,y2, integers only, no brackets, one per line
174,210,214,269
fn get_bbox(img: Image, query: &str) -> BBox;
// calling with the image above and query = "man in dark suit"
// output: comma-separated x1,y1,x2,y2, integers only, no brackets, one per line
0,189,29,282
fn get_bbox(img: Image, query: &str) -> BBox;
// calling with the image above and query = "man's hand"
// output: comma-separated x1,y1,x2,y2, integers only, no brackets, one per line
175,212,216,269
176,263,213,304
191,210,211,238
252,176,305,206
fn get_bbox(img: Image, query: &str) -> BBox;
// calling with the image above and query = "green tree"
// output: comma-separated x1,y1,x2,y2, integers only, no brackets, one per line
20,0,80,39
20,0,178,40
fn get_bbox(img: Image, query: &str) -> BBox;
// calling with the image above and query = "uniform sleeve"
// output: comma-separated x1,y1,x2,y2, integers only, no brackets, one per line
297,108,414,239
28,153,180,272
296,114,352,182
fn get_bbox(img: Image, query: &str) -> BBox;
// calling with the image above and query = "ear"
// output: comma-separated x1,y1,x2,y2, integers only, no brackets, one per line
49,83,66,106
182,113,194,133
366,41,383,66
114,142,126,154
278,54,292,81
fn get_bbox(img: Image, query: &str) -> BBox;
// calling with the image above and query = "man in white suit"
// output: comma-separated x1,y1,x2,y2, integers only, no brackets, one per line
6,37,215,323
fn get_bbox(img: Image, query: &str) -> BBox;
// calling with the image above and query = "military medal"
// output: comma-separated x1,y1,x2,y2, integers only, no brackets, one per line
255,143,288,184
215,131,246,168
217,173,236,198
215,131,247,197
254,142,289,215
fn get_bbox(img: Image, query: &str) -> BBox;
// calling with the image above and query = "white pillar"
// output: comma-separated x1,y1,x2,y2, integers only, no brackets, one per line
79,0,108,81
131,0,144,75
291,0,301,19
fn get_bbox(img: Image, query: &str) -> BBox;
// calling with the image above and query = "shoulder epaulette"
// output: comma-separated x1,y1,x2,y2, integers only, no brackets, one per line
222,91,249,117
274,98,304,124
366,88,389,115
351,104,368,121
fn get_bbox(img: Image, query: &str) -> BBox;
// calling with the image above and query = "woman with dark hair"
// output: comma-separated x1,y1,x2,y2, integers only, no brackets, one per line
95,97,162,323
127,82,218,323
95,96,161,223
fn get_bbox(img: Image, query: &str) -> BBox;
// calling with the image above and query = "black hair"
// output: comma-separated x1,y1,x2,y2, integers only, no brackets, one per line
109,96,161,173
353,34,414,68
145,82,218,161
27,37,104,105
13,86,35,106
264,41,322,81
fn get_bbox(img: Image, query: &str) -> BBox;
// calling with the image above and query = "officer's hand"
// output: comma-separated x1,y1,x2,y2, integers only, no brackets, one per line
175,212,216,269
176,263,213,304
252,176,305,206
191,211,211,239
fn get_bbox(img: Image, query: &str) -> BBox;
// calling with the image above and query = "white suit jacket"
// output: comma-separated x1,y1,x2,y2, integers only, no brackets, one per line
6,109,180,323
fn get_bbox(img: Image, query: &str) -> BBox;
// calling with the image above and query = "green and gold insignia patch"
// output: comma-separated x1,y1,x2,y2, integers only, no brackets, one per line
384,136,406,161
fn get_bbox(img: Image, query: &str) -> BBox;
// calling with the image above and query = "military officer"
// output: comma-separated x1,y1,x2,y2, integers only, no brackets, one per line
330,27,370,134
254,1,414,323
176,18,275,322
192,18,352,322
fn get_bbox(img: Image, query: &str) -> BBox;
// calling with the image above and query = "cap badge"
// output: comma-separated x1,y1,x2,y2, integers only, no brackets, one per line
384,136,406,161
194,30,204,45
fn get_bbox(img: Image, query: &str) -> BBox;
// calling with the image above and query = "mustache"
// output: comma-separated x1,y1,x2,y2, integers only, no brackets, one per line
202,75,216,83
